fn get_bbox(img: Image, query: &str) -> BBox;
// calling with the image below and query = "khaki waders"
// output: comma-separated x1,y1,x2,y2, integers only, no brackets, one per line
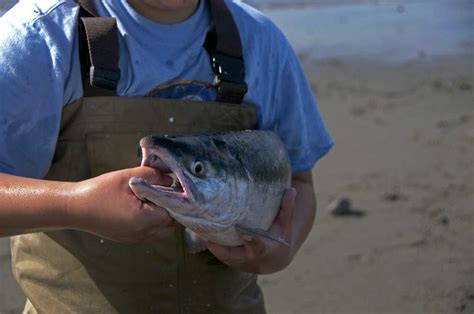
11,0,266,313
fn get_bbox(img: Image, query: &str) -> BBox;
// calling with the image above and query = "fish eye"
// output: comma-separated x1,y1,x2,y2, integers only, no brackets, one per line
191,160,205,176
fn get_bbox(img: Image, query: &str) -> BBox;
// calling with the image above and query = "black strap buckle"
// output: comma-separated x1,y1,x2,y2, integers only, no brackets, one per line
210,51,247,92
89,66,120,90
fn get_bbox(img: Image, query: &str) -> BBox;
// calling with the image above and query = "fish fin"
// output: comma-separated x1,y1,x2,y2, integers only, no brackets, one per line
235,224,289,246
185,228,208,254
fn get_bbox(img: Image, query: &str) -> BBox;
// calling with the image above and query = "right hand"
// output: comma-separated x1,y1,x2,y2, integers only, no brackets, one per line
67,166,175,244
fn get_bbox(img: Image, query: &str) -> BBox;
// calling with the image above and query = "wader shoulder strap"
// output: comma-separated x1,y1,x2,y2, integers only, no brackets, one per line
76,0,99,17
75,0,246,102
76,0,120,97
206,0,248,104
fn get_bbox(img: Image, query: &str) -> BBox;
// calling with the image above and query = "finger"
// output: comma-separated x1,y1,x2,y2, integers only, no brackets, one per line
141,202,174,225
207,242,232,262
242,235,268,260
207,242,248,266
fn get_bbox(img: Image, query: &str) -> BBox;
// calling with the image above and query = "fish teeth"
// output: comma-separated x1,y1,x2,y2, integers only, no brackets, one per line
169,173,179,188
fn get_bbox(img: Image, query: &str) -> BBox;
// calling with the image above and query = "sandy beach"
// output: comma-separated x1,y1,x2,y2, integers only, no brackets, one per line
260,54,474,313
1,0,473,313
257,2,473,313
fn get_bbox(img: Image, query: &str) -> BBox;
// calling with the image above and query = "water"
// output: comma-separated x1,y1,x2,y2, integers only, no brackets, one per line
260,0,474,62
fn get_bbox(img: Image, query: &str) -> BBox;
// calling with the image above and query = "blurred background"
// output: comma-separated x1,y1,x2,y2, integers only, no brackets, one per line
1,0,473,313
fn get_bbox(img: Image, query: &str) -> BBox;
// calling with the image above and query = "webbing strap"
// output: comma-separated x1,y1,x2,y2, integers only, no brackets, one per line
216,81,246,104
77,0,120,96
76,0,99,17
208,0,243,58
207,0,247,104
76,0,246,102
81,18,121,90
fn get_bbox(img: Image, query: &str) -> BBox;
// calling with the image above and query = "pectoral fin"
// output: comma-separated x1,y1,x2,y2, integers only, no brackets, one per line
235,224,289,246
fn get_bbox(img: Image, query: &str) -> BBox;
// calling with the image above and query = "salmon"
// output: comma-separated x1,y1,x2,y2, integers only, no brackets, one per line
129,130,291,252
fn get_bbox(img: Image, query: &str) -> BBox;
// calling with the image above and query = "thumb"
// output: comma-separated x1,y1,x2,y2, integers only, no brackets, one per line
130,166,174,186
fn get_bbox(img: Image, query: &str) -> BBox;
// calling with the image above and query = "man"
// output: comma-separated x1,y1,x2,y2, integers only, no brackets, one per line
0,0,333,312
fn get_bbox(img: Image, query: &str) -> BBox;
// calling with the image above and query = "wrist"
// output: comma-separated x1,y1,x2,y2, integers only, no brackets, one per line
43,181,78,230
64,180,94,231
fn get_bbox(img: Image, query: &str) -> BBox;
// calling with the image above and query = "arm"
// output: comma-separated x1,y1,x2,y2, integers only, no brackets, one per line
0,172,73,237
207,171,316,274
287,171,317,260
0,167,175,243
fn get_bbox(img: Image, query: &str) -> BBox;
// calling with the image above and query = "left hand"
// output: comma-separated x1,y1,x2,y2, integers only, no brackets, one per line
207,187,297,274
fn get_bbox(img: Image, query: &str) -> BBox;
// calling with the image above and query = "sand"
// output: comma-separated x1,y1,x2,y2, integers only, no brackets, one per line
1,0,473,313
258,54,474,314
259,2,474,312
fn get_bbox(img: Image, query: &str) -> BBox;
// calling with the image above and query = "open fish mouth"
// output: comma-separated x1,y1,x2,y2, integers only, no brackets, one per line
129,147,192,204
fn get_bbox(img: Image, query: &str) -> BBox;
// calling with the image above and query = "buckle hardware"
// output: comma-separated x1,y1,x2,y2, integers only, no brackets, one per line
210,52,247,89
89,66,121,90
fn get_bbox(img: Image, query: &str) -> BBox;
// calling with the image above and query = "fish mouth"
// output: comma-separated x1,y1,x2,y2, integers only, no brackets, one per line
130,146,193,205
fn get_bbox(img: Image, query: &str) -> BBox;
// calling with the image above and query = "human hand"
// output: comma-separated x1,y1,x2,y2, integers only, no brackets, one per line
66,167,175,243
207,188,297,274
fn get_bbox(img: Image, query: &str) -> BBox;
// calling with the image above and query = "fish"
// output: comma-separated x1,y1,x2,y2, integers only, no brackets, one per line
128,130,291,252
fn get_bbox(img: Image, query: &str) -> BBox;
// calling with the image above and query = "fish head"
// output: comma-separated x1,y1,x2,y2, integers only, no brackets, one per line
129,134,249,228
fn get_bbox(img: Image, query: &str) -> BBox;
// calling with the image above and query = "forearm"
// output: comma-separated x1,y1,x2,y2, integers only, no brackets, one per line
0,173,73,237
288,171,316,259
0,167,175,243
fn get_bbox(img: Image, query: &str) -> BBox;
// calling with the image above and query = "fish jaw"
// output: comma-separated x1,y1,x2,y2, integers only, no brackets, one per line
128,177,194,213
128,177,238,233
129,145,197,213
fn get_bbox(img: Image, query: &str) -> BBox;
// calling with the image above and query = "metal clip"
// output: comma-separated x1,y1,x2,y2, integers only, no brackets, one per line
210,52,247,89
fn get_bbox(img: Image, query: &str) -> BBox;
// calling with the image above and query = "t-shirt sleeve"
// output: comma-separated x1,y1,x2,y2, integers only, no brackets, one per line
272,40,333,173
0,11,65,178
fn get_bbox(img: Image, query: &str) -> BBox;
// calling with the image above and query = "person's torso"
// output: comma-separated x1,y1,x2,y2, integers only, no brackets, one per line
11,1,267,313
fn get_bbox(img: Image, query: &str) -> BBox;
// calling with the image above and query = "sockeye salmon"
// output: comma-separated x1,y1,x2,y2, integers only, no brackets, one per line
129,130,291,252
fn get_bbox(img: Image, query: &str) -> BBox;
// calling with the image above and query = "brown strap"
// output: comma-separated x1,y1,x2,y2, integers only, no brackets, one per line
208,0,243,59
80,17,121,91
217,81,247,104
207,0,247,104
76,0,120,96
76,0,99,17
76,0,245,101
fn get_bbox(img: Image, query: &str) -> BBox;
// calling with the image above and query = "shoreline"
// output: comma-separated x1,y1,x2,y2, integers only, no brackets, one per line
263,0,473,63
246,0,436,10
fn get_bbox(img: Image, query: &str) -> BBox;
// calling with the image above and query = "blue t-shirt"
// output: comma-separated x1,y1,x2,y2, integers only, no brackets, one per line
0,0,333,178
